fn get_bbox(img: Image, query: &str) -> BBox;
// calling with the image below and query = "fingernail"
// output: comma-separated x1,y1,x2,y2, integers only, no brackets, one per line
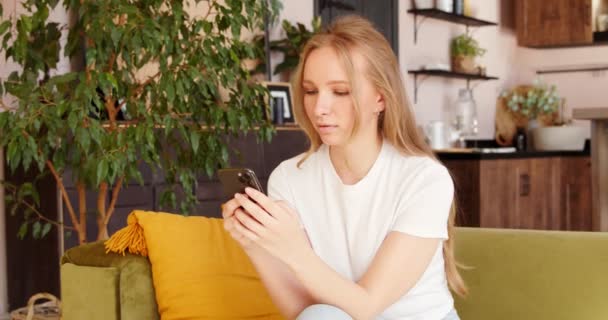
234,193,241,199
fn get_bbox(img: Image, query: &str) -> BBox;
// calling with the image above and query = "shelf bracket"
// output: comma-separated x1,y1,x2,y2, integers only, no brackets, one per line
412,74,430,104
413,14,427,45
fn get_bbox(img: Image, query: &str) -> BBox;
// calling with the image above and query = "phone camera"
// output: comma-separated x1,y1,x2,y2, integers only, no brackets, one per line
238,172,251,184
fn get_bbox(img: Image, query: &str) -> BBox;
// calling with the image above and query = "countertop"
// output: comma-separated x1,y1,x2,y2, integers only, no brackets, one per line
435,148,590,160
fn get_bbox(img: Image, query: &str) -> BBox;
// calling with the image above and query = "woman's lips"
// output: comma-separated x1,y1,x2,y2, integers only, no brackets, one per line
317,124,338,134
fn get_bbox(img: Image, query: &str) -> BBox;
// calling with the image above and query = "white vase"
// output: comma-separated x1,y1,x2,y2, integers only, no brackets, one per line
414,0,435,9
436,0,454,12
531,126,588,151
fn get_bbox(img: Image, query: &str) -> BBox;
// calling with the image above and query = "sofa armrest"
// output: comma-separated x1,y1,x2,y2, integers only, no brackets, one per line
61,241,159,320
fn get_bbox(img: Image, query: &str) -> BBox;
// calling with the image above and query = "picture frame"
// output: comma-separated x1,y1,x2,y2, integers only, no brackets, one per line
263,81,295,125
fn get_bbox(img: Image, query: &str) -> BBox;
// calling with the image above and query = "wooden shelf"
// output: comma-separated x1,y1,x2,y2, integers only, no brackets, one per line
407,69,498,103
536,64,608,75
407,8,498,27
408,69,498,80
407,8,497,43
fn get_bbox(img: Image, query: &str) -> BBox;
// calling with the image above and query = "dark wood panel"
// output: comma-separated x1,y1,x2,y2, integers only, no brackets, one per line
516,0,592,47
479,159,522,228
315,0,398,54
442,159,480,227
4,167,60,310
560,157,592,231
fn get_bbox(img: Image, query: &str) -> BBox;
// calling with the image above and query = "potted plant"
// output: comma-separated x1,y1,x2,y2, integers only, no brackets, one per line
450,32,486,74
499,79,586,151
501,79,560,127
0,0,280,244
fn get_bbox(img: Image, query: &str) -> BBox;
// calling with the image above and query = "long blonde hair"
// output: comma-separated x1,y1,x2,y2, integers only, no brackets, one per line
290,15,467,297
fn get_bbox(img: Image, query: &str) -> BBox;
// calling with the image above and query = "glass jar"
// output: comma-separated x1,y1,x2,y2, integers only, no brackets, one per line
451,88,478,146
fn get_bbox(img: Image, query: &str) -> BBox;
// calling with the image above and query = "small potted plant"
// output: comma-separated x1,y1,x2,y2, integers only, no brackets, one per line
501,79,560,127
450,33,486,74
499,79,587,151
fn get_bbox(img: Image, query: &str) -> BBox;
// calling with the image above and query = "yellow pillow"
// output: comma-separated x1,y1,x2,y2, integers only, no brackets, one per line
106,210,284,320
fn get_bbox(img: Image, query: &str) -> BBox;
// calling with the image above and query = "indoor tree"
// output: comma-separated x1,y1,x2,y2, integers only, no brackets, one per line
0,0,280,244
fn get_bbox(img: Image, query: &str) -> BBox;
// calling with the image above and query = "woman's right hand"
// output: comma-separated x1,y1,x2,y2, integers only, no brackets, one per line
222,197,257,251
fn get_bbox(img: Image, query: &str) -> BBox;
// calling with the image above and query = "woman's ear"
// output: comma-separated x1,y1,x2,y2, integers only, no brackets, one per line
375,93,386,113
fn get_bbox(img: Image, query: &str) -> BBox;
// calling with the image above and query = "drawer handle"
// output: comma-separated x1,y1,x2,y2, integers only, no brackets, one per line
520,173,530,197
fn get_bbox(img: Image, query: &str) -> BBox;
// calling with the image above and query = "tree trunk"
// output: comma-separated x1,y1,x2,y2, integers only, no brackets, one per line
77,183,87,245
97,182,109,241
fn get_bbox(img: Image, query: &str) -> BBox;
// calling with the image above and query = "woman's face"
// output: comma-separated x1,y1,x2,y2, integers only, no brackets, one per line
302,46,384,147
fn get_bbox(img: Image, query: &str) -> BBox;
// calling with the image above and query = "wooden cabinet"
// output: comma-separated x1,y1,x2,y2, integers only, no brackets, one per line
443,156,592,231
516,0,593,47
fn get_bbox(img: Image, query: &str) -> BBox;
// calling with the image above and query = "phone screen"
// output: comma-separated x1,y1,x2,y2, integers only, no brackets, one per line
217,168,264,198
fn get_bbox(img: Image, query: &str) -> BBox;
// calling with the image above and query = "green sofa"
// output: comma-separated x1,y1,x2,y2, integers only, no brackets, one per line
60,227,608,319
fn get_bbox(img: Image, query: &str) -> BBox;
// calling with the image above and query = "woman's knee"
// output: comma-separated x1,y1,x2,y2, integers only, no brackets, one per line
296,304,353,320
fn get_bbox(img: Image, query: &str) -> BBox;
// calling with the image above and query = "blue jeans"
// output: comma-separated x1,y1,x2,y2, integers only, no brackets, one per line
295,304,461,320
296,304,352,320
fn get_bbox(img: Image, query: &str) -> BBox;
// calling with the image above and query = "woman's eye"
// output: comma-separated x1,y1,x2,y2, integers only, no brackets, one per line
304,89,318,95
334,91,350,96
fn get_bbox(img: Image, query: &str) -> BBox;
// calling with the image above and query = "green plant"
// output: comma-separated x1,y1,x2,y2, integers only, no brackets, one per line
0,0,281,244
254,16,321,76
501,78,560,119
450,33,486,57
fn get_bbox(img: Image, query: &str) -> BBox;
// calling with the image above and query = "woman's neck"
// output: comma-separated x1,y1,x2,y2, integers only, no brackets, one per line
329,133,383,185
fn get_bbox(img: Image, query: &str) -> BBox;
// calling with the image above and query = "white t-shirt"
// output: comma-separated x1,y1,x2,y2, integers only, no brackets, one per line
267,140,455,320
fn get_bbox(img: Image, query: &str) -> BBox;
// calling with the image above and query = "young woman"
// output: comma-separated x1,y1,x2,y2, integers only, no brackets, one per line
222,15,466,320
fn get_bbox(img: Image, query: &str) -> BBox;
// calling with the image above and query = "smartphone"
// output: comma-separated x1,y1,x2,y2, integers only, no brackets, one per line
217,168,264,198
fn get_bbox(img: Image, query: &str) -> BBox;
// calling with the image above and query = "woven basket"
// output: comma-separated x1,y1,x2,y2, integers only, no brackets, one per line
10,293,61,320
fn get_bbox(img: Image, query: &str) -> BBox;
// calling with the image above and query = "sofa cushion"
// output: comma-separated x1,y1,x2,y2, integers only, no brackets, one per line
62,241,160,320
109,210,284,320
61,263,120,320
454,227,608,319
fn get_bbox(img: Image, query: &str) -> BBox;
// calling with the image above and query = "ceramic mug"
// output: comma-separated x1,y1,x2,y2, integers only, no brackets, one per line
426,120,449,149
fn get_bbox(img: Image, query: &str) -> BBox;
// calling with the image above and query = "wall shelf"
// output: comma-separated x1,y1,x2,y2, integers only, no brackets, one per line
407,69,498,103
536,64,608,75
407,8,497,43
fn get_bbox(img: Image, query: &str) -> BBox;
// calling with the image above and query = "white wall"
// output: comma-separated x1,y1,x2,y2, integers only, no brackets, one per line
399,0,520,139
277,0,521,139
278,0,608,140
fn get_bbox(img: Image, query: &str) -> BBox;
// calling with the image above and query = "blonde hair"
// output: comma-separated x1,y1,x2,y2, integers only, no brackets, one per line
291,15,467,297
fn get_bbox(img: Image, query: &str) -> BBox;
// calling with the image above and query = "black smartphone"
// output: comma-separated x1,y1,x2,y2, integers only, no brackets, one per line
217,168,264,198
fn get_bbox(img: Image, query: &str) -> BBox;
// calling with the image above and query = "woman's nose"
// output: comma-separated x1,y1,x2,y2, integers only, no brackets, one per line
313,92,331,117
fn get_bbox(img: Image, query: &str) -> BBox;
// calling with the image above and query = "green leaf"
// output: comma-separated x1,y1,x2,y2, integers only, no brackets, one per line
41,222,52,238
18,223,28,239
97,160,109,185
32,221,42,239
0,21,10,37
191,131,200,154
166,81,175,103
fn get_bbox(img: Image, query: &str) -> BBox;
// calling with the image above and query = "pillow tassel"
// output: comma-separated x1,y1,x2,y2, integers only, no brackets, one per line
104,211,148,257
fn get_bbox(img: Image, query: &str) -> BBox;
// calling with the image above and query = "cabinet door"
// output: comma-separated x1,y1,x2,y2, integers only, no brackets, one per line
516,0,592,47
527,158,562,230
442,159,480,227
479,159,523,228
479,158,561,229
560,157,592,231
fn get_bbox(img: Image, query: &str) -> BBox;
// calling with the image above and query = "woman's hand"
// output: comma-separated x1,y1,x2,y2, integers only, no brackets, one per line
222,197,257,251
232,187,312,267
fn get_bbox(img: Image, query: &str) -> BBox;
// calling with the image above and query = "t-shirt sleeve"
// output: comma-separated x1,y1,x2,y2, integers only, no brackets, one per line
267,162,295,205
391,162,454,239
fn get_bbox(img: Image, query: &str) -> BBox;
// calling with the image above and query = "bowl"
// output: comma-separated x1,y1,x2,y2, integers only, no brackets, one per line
531,125,588,151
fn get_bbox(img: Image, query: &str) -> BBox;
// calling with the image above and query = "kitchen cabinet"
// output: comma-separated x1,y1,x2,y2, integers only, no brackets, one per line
442,155,592,231
515,0,594,47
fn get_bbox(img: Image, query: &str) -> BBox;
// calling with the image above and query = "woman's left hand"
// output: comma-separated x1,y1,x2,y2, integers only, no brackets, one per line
232,187,312,267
